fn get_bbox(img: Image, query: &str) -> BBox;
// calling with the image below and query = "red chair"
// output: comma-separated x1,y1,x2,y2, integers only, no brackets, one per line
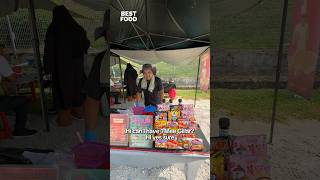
0,112,12,139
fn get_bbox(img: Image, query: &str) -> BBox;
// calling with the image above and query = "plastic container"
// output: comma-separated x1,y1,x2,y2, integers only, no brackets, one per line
73,142,109,169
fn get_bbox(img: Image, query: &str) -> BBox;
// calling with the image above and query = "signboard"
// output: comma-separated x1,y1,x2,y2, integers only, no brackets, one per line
110,114,129,146
287,0,320,98
129,115,153,148
232,135,267,157
228,155,270,180
0,166,58,180
199,48,210,91
211,135,270,179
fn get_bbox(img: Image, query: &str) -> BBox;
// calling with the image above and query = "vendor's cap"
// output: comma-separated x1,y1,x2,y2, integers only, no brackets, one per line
94,9,110,41
141,64,153,73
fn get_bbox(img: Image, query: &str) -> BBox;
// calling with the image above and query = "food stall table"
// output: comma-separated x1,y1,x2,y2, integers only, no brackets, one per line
111,128,209,180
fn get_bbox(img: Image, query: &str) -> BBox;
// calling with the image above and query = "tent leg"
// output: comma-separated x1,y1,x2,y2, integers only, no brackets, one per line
119,58,125,103
194,57,201,107
28,0,49,132
5,16,17,58
269,0,289,144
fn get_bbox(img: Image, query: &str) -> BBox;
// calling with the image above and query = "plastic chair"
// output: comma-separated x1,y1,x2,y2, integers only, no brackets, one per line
0,112,12,139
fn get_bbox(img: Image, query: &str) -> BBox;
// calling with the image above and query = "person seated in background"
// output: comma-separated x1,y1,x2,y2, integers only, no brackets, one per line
0,44,37,137
110,79,121,104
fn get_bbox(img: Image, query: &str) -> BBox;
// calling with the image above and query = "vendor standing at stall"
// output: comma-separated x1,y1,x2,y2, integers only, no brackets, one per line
136,64,164,106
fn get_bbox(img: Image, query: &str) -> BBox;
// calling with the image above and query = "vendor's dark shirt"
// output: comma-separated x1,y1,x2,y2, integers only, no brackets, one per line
137,76,163,106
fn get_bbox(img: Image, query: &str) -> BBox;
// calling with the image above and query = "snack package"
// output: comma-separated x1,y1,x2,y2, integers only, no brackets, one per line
178,118,189,129
190,138,204,151
170,105,182,111
189,116,196,122
155,139,167,149
182,138,204,151
157,104,170,111
154,112,168,129
167,121,178,131
168,110,180,121
155,111,168,120
181,104,194,118
189,120,198,130
179,133,196,139
167,135,182,150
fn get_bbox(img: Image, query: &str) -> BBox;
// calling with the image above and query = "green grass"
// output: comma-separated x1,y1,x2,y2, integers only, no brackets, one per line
176,89,210,100
211,0,294,49
112,61,200,79
213,89,320,122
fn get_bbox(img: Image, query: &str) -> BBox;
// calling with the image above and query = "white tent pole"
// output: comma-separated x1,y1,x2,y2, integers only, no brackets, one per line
28,0,49,132
6,16,17,58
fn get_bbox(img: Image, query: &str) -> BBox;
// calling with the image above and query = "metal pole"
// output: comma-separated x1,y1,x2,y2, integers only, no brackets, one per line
269,0,289,144
5,16,17,58
28,0,49,131
194,56,201,107
118,58,125,102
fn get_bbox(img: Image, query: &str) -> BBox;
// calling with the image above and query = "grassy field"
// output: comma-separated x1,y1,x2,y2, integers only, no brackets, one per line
211,0,294,49
176,89,210,100
213,89,320,122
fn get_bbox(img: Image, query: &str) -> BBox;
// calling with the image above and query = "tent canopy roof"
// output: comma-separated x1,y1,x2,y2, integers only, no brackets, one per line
111,46,209,65
110,0,209,51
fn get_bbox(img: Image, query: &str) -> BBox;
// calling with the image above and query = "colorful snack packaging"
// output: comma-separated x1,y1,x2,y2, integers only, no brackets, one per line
178,118,189,129
155,111,168,120
154,112,167,129
170,105,182,111
155,139,167,149
181,104,194,118
167,135,182,150
182,138,204,151
167,121,178,131
168,110,180,121
157,104,170,111
189,120,198,130
190,138,204,151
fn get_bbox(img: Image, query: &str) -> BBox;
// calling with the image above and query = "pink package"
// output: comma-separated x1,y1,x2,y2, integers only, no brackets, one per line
73,142,109,169
132,106,145,115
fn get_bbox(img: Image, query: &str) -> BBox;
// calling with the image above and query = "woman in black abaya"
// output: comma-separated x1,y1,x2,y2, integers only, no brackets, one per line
43,5,90,126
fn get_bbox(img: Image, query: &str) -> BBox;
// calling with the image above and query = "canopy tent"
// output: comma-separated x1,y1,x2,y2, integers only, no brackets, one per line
0,0,210,131
108,0,210,107
111,46,209,66
109,0,210,52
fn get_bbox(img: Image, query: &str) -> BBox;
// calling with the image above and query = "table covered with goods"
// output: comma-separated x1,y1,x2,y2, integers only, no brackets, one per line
110,102,209,180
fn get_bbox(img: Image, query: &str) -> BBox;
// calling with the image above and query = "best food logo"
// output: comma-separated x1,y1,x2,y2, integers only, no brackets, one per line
120,11,137,22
